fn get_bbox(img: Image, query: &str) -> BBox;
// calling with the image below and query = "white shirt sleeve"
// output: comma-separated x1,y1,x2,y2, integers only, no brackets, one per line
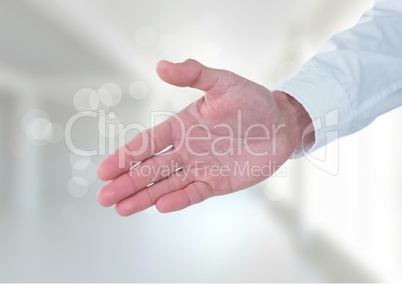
274,0,402,157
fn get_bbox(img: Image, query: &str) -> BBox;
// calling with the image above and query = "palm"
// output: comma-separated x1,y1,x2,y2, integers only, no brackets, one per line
97,59,294,215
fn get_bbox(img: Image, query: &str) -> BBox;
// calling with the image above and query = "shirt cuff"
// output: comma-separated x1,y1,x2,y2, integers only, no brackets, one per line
274,66,353,158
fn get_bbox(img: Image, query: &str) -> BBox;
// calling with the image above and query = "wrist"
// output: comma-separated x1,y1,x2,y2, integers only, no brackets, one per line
272,90,315,154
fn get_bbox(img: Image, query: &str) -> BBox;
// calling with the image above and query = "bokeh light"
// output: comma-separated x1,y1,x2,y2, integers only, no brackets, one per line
27,117,52,141
71,162,97,185
98,111,121,138
44,122,64,143
21,109,51,131
74,88,99,111
129,80,149,100
98,82,122,108
69,153,91,170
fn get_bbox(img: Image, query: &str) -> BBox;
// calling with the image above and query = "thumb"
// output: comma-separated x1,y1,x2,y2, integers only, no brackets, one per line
156,59,241,98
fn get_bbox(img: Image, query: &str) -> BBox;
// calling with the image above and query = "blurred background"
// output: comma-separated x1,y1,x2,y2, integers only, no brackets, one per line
1,0,401,282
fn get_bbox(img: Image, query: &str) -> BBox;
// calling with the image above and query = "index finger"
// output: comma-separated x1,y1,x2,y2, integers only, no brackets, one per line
96,118,176,181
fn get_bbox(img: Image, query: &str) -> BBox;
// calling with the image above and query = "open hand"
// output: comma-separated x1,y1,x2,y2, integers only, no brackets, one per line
97,59,311,215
